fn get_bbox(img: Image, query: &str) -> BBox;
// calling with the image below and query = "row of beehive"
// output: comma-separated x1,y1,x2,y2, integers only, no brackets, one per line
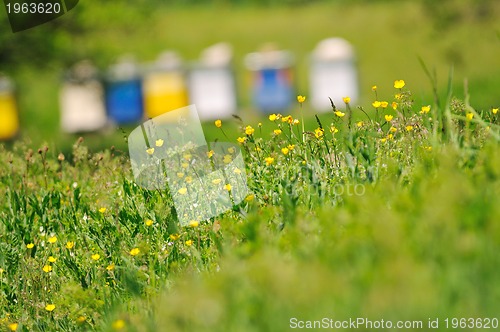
0,38,358,138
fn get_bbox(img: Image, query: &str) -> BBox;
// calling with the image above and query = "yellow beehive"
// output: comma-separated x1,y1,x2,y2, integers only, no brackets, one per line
143,71,188,118
0,81,19,140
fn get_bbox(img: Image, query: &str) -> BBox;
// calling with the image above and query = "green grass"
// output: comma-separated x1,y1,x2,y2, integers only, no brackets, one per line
7,0,500,149
1,78,500,331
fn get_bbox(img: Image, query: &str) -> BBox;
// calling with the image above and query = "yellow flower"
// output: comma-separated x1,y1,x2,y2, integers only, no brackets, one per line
43,265,52,273
146,148,155,155
343,96,351,104
245,194,255,202
207,150,214,158
297,95,306,103
237,136,247,144
215,119,222,128
66,241,74,249
106,264,115,271
91,254,100,261
395,93,402,100
185,240,193,246
273,129,282,135
145,219,153,227
112,319,126,330
466,112,474,121
155,139,164,147
391,102,398,110
177,172,184,178
281,115,291,123
293,119,300,125
212,178,222,185
185,176,193,183
334,111,345,117
26,243,34,249
76,316,86,323
492,108,498,115
372,101,381,108
380,138,387,143
330,126,339,134
245,125,255,135
129,248,140,256
356,121,363,128
178,187,188,195
99,207,106,213
233,168,242,174
48,256,57,263
380,101,389,108
314,128,324,138
45,304,56,312
224,184,232,191
189,220,199,227
169,234,180,241
385,115,394,122
406,125,414,131
394,79,405,89
264,157,274,166
223,154,232,164
183,153,192,160
287,144,295,150
424,146,432,151
269,114,277,121
387,133,394,140
420,105,431,114
389,126,397,133
281,147,289,155
371,85,377,91
8,323,18,331
48,236,57,244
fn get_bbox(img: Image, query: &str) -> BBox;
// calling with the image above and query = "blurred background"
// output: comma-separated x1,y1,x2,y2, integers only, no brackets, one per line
1,0,499,152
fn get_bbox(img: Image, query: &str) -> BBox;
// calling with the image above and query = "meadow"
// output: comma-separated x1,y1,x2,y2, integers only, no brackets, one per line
1,77,500,331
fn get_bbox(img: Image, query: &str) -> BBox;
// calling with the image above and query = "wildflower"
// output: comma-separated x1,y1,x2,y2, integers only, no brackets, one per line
91,254,100,261
330,126,339,134
281,147,289,155
492,108,498,115
372,101,381,108
389,126,397,133
183,153,192,160
387,134,394,140
66,241,74,249
178,187,188,195
185,176,193,183
258,122,262,127
269,114,277,121
314,128,324,138
112,319,126,330
233,168,242,174
228,147,236,154
224,184,232,191
215,119,222,128
380,138,387,143
145,219,153,227
281,115,292,123
406,125,414,131
76,316,86,323
169,234,180,241
48,236,57,244
385,115,394,122
356,121,363,128
395,93,402,100
380,101,389,108
155,139,164,147
297,95,306,103
129,248,140,256
207,150,214,158
45,304,56,312
99,207,106,213
237,136,247,144
245,194,255,202
177,172,184,178
48,256,57,263
43,265,52,273
466,113,474,121
334,111,345,117
394,79,405,89
8,323,18,331
293,119,300,125
391,102,398,110
245,125,255,135
27,243,34,249
273,129,282,135
343,96,351,104
420,105,431,114
181,162,189,169
212,178,222,185
371,85,377,91
146,148,154,155
287,144,295,150
265,157,275,166
189,220,199,227
106,264,115,271
185,240,193,246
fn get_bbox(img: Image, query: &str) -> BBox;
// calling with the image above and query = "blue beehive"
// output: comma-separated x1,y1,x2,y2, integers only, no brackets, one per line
106,58,143,124
245,46,294,114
